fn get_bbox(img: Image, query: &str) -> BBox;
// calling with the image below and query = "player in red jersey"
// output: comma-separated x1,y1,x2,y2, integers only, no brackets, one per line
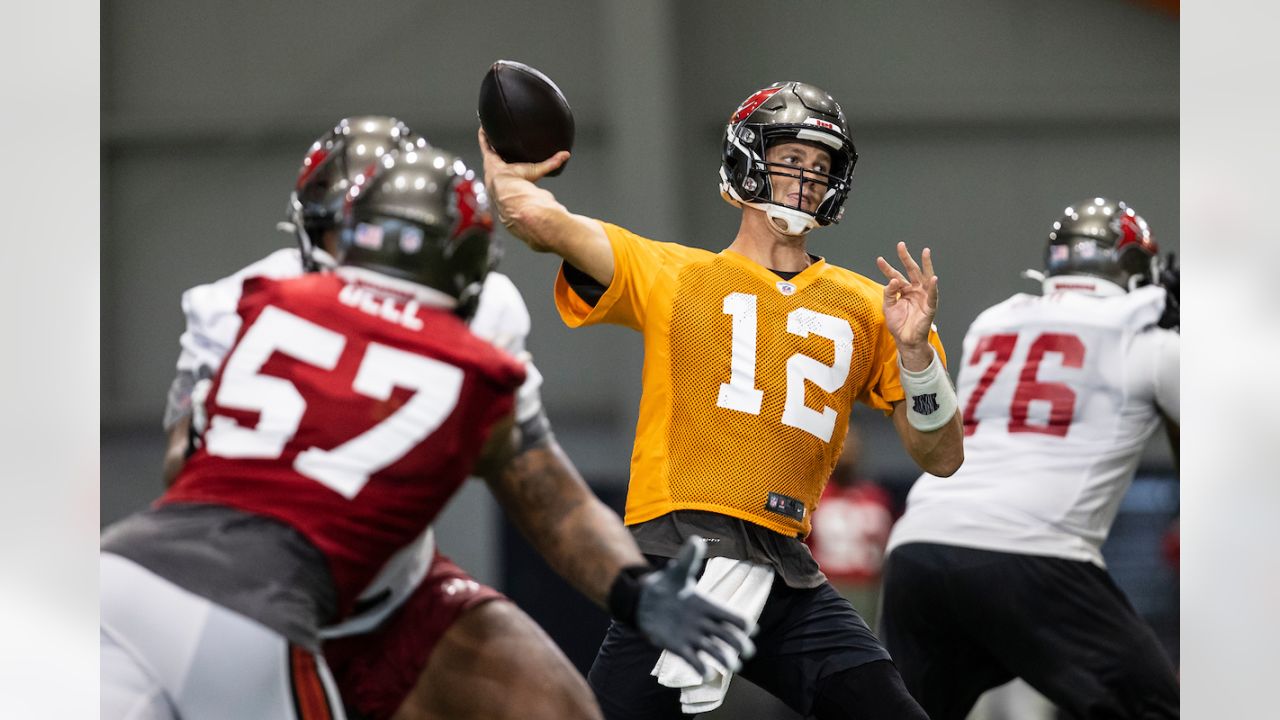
101,146,751,720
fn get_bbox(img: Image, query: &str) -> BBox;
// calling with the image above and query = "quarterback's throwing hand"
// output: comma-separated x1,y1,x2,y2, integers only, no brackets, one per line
636,536,756,677
877,242,939,368
477,127,569,232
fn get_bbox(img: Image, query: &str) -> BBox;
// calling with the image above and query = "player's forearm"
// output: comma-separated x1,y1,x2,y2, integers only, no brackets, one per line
894,405,964,476
161,416,193,487
486,440,644,607
492,180,613,285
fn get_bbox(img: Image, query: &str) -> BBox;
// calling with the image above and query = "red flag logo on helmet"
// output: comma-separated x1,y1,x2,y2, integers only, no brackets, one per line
296,145,330,190
450,178,493,242
1112,210,1157,254
731,87,782,124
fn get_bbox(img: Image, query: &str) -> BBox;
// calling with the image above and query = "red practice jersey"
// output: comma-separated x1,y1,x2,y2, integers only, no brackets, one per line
162,274,525,615
806,481,894,586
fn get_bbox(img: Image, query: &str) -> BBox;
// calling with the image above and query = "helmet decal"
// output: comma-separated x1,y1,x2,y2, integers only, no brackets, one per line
449,178,493,244
731,87,782,124
296,146,330,191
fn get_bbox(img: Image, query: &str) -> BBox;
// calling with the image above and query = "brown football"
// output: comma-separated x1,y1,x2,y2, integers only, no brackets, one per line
478,60,574,176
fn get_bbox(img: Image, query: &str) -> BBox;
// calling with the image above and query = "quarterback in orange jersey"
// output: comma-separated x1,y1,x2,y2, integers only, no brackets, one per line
481,81,962,720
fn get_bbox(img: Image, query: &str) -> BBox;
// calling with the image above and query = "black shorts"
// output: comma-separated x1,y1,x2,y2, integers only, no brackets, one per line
880,542,1179,720
587,556,890,719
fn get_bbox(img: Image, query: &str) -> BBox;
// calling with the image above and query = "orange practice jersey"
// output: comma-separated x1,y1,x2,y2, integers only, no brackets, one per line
555,222,947,537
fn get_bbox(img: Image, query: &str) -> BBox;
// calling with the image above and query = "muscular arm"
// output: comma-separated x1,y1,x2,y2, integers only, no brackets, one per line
478,128,614,285
891,399,964,477
483,435,645,608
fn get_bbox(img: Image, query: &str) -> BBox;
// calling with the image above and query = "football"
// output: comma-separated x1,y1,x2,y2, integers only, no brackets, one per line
478,60,574,176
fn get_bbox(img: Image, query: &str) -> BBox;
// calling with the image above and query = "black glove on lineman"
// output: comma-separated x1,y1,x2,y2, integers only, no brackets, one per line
1158,252,1179,330
608,535,756,678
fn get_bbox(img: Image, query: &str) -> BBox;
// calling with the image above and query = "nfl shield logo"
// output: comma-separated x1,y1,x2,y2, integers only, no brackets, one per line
399,226,424,254
1050,245,1069,263
354,222,384,250
776,281,796,296
1076,240,1097,259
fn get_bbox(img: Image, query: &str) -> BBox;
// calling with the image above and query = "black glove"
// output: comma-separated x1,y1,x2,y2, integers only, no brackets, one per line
608,536,755,677
1158,252,1179,330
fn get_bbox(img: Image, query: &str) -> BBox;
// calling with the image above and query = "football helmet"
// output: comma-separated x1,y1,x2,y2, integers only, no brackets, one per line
719,81,858,235
339,147,495,320
1044,197,1160,291
287,115,428,270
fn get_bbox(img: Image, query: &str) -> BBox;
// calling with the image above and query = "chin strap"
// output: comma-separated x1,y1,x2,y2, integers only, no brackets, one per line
762,204,818,236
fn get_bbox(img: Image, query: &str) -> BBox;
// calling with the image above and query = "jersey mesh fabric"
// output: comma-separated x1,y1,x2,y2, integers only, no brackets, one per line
555,222,946,537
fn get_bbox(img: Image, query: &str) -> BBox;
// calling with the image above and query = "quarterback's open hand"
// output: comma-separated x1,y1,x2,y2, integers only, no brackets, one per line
877,242,939,369
636,536,756,678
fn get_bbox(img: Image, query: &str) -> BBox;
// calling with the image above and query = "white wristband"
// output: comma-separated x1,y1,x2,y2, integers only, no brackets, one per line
900,348,958,432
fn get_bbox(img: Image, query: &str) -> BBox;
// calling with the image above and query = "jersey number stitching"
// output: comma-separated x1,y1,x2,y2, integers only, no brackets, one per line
962,332,1086,437
716,292,853,442
203,305,464,498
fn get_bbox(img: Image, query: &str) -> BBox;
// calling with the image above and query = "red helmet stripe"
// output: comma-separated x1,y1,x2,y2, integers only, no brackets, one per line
296,147,330,191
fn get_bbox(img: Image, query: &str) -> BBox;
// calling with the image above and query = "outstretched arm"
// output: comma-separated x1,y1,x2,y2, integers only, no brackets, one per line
483,434,643,606
483,424,753,674
878,242,964,477
477,128,614,285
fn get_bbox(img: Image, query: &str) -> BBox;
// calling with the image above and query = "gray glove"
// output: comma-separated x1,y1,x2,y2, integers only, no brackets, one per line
634,535,757,678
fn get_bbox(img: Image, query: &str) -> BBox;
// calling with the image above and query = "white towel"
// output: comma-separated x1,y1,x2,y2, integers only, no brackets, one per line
651,557,775,714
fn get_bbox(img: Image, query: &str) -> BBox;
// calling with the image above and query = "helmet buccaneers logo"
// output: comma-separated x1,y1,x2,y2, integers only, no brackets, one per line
449,179,493,245
731,87,782,124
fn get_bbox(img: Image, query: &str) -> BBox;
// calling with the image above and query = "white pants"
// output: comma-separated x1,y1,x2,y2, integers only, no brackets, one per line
100,553,346,720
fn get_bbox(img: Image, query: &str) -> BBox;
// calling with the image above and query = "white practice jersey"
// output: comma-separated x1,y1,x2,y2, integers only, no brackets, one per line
166,247,545,635
887,281,1178,567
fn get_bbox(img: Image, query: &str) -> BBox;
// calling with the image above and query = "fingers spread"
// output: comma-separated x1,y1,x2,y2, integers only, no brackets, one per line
897,241,922,282
876,256,907,284
921,247,935,279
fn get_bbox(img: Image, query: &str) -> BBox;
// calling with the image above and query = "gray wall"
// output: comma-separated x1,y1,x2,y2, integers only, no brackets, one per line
102,0,1178,581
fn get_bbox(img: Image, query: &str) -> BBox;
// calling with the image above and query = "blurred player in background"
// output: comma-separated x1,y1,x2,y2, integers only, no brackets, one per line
102,134,748,720
805,424,894,631
879,197,1180,720
482,80,963,720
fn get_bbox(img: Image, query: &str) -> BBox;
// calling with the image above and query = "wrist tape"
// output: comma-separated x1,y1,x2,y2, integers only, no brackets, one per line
900,348,958,432
607,565,653,625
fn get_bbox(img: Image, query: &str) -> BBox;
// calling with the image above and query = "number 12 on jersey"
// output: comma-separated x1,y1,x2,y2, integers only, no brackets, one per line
716,292,853,443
